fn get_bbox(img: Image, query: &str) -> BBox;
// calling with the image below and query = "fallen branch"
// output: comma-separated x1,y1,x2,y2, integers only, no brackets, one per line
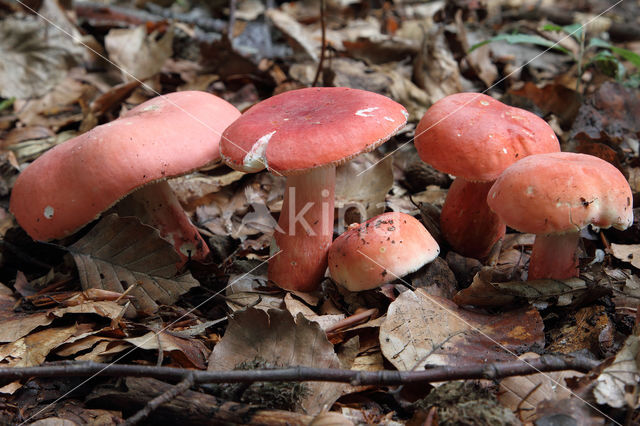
87,377,312,426
0,355,599,385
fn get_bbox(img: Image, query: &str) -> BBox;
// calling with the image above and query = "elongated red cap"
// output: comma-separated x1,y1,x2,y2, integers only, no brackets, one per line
415,93,560,181
10,91,241,241
328,212,440,291
487,152,633,235
220,87,408,175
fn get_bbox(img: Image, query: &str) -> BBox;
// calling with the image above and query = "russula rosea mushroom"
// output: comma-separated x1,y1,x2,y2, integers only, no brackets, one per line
10,91,241,264
328,212,439,291
414,92,560,259
487,152,633,280
220,87,408,292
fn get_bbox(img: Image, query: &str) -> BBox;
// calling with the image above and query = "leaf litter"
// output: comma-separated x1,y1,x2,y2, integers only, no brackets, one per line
0,0,640,423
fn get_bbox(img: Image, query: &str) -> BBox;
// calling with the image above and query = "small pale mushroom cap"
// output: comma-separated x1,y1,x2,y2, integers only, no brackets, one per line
415,93,560,181
10,91,241,241
220,87,408,175
328,212,440,291
487,152,633,235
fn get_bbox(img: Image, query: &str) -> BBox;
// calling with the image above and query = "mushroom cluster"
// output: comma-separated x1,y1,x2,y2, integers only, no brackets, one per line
221,87,408,292
10,87,634,297
414,93,560,259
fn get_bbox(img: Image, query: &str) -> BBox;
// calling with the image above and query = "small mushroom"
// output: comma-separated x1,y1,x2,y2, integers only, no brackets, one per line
221,87,408,292
487,152,633,280
328,212,440,291
10,91,241,264
414,93,560,259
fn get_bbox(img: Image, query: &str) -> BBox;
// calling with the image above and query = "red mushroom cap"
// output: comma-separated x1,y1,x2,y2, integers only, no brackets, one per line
328,212,440,291
487,152,633,235
220,87,408,175
415,93,560,181
10,91,241,241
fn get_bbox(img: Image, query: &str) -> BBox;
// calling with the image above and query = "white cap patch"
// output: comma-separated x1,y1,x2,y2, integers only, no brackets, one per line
243,131,275,172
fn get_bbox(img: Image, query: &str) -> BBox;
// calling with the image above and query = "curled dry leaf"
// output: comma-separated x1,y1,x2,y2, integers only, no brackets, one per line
0,10,83,99
225,272,284,312
593,334,640,409
284,293,345,331
208,308,346,415
68,214,199,315
0,323,94,367
105,25,174,82
498,353,583,422
453,267,598,309
0,300,125,344
335,152,393,227
380,289,544,371
265,9,319,62
571,81,640,149
611,243,640,269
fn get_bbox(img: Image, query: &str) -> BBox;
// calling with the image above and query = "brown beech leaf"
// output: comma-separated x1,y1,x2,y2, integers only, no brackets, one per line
453,268,596,309
499,353,583,422
68,214,199,315
0,323,94,367
124,331,210,369
208,308,345,415
593,334,640,409
335,152,393,228
105,25,174,82
0,301,125,344
380,289,544,370
611,243,640,269
571,81,640,147
0,3,84,99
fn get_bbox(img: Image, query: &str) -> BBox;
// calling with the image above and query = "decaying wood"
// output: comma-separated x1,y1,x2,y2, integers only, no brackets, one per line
87,377,312,426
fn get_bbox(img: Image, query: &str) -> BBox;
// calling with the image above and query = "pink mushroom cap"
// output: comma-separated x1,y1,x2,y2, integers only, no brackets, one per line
415,92,560,182
487,152,633,235
10,91,241,241
220,87,408,174
328,212,440,291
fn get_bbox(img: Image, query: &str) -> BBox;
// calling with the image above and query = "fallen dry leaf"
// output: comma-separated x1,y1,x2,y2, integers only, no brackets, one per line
14,75,92,131
380,289,544,370
68,214,199,315
611,243,640,269
0,3,84,99
0,323,94,367
335,152,393,228
593,334,640,409
499,353,583,422
125,331,210,369
0,300,124,344
453,268,597,308
208,308,346,415
225,272,284,312
105,25,174,82
284,293,345,331
571,81,640,150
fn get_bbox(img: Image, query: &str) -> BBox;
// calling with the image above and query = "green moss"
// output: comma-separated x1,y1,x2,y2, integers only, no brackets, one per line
415,381,520,426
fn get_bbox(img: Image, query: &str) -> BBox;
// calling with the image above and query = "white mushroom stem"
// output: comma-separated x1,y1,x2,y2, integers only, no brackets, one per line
528,233,580,280
115,180,210,265
268,166,336,292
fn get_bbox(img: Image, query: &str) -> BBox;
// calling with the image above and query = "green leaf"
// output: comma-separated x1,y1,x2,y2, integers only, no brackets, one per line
540,23,583,40
469,33,571,55
0,97,14,112
590,38,640,70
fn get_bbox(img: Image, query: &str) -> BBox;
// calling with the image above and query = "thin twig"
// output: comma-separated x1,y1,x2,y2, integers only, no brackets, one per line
125,373,195,425
0,355,599,386
311,0,326,87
